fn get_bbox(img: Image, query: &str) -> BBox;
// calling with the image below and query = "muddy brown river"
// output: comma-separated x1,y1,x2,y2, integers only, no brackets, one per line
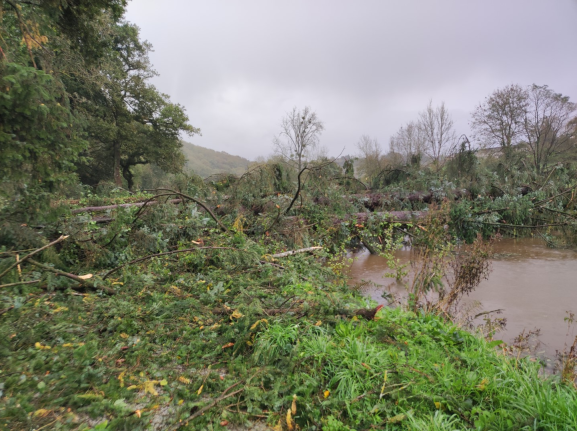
349,238,577,363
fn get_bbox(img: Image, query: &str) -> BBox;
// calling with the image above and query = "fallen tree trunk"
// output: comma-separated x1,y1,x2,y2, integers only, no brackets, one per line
343,211,426,224
71,199,183,214
269,246,323,258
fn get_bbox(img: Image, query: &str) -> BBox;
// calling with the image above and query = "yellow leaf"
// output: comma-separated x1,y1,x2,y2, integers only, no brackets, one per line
120,333,129,339
314,321,322,326
231,310,244,319
250,319,268,330
159,379,168,386
143,381,159,395
178,399,184,405
286,409,294,431
111,281,123,285
35,342,51,350
33,408,51,417
197,384,204,395
271,420,283,431
387,413,406,423
291,394,297,415
62,343,73,347
127,385,138,390
434,401,441,409
324,390,330,399
178,376,191,384
477,378,489,391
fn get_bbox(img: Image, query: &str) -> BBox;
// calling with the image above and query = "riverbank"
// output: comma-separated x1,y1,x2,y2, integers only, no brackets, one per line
350,237,577,362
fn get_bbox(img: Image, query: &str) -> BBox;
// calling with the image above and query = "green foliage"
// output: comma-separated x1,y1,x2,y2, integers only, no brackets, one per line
0,62,85,191
73,21,199,189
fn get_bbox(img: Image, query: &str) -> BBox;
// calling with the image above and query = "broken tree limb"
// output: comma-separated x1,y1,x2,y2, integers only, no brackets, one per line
70,199,183,214
0,235,69,281
26,259,116,295
359,233,379,255
269,246,323,258
463,220,572,229
0,279,41,289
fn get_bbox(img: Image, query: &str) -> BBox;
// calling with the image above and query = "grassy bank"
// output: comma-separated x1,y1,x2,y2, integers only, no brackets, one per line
2,207,577,430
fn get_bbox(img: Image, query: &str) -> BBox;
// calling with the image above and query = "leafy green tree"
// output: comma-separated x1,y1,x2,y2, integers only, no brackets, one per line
0,62,85,191
74,22,199,189
0,0,128,205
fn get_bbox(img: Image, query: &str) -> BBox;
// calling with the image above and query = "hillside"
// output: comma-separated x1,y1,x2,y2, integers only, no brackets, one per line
182,142,251,178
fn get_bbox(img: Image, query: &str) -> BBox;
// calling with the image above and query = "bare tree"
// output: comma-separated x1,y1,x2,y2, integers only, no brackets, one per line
273,106,324,172
470,84,529,155
418,100,456,167
389,121,426,163
523,85,577,173
357,135,384,183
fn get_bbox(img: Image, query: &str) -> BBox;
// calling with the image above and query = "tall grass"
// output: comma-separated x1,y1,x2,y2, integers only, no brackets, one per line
254,307,577,430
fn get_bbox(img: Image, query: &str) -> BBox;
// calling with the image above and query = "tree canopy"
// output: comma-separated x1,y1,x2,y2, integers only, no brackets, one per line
1,0,198,202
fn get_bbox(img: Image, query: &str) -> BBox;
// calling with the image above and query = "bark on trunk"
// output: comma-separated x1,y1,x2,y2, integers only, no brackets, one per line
113,141,122,187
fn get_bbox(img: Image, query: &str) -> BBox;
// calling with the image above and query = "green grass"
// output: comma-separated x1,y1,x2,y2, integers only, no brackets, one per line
2,249,577,430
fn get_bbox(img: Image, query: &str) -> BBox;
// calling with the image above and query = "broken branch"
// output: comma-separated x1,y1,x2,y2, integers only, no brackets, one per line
26,259,115,295
0,235,69,281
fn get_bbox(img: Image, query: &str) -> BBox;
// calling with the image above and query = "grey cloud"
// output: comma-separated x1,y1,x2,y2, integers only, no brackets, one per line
126,0,577,159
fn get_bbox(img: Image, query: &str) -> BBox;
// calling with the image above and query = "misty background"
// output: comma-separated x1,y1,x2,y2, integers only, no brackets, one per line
125,0,577,160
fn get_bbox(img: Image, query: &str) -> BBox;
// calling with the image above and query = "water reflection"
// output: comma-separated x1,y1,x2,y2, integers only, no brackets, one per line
348,238,577,359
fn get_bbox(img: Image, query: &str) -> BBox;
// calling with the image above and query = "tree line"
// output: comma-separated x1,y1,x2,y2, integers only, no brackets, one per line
0,0,198,204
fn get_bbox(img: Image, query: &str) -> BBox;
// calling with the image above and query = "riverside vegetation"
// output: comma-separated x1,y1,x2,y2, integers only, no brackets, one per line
2,1,577,430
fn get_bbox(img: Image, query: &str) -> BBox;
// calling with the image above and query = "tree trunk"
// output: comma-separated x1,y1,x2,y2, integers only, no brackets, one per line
113,141,122,187
122,164,134,191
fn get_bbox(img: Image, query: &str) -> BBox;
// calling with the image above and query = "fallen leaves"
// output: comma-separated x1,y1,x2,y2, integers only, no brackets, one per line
230,310,244,319
118,370,126,388
35,342,51,350
250,318,268,330
286,409,294,430
127,379,167,396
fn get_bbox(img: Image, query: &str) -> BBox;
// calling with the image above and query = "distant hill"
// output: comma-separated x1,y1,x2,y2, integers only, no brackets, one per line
181,142,251,178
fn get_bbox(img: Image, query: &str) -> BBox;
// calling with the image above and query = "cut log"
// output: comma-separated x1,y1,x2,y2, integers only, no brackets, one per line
270,246,323,258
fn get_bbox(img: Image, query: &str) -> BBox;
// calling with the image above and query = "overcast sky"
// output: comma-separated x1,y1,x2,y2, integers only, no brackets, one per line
125,0,577,160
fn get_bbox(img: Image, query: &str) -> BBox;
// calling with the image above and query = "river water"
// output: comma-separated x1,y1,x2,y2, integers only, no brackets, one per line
348,238,577,362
